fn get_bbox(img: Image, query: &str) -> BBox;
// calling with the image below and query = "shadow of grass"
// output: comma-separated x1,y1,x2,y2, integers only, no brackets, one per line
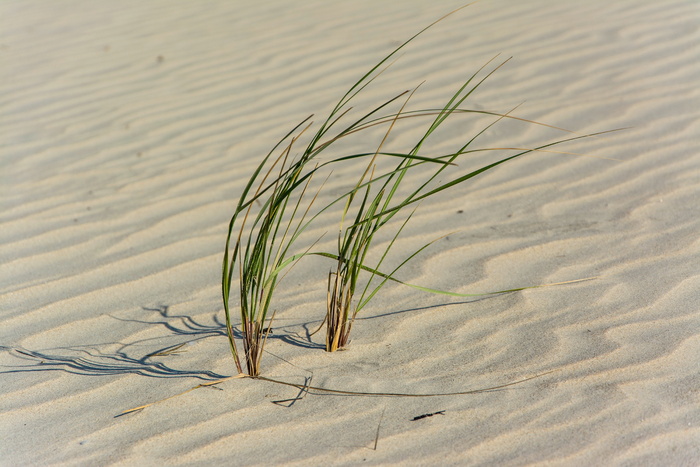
0,305,227,381
1,296,500,382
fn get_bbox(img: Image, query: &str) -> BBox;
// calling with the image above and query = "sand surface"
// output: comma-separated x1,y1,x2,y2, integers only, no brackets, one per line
2,1,699,465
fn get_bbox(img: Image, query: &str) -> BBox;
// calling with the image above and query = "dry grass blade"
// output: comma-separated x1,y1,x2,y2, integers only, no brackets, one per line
252,370,557,397
373,407,386,450
117,371,555,417
145,343,188,358
117,375,245,417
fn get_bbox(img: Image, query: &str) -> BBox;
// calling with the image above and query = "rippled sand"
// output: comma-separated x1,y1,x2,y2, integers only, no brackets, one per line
2,1,699,465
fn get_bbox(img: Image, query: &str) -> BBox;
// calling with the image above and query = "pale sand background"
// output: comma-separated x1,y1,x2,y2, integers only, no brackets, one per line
1,1,699,465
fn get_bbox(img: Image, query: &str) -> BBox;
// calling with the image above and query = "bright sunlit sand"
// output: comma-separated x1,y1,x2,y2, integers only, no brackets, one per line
2,1,699,465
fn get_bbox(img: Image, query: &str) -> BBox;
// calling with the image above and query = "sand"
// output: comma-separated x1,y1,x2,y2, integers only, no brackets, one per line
1,0,699,465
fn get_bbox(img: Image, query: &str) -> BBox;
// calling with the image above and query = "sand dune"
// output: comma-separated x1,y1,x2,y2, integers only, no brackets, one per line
2,0,699,465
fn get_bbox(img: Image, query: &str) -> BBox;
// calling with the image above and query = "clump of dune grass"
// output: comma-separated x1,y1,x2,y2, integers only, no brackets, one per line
220,120,318,376
316,34,620,351
222,3,618,373
319,60,612,351
221,4,476,375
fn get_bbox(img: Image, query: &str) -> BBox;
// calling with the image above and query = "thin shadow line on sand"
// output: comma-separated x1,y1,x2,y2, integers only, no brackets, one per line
353,295,502,322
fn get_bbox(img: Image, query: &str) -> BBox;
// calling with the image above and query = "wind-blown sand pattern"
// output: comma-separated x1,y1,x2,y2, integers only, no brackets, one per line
2,0,699,465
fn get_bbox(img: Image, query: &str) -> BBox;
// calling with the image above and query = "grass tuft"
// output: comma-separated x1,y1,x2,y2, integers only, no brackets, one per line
222,3,622,373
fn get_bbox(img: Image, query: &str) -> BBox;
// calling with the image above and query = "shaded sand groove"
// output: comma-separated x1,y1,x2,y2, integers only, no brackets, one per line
2,0,699,465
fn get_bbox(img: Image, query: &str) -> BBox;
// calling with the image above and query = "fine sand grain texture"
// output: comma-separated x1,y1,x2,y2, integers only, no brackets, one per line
2,0,699,465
